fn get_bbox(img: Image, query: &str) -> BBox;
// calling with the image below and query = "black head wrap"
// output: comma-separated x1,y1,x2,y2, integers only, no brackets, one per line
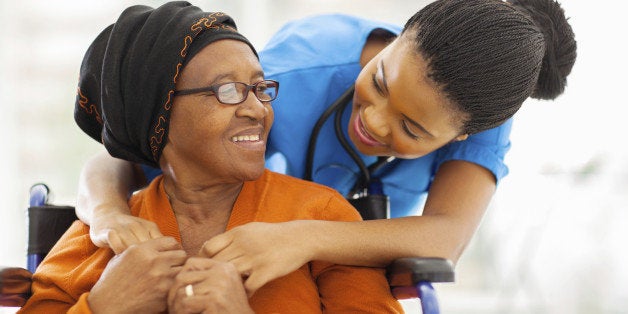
74,1,257,168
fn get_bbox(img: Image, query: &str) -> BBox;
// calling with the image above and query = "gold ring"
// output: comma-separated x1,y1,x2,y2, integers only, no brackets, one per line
185,284,194,297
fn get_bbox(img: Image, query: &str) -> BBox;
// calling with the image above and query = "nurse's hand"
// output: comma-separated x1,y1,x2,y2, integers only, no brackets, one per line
200,221,313,296
90,208,163,254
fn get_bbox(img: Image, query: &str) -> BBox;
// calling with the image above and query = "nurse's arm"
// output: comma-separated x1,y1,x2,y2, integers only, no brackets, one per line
200,160,494,295
312,159,495,266
76,150,161,254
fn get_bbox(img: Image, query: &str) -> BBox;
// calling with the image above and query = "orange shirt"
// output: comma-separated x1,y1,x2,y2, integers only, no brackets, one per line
20,170,403,313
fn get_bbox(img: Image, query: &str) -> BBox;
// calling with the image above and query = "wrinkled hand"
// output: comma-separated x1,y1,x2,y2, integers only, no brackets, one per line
200,221,313,296
88,237,186,313
168,257,253,314
90,209,163,254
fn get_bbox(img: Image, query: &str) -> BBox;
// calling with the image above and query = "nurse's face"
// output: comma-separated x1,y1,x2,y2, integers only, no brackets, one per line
350,35,468,159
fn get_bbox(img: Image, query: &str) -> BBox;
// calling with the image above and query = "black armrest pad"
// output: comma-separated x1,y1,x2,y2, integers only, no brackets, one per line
386,257,455,287
0,267,33,307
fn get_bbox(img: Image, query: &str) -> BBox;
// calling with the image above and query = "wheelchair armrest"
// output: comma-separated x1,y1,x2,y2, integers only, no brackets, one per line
386,257,454,299
387,257,455,284
0,267,33,307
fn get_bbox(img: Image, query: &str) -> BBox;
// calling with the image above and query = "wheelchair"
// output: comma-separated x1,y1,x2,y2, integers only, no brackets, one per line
0,183,454,313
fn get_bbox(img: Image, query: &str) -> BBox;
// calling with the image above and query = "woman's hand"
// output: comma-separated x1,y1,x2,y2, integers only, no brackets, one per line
88,237,187,313
168,257,253,314
90,208,163,254
199,221,314,296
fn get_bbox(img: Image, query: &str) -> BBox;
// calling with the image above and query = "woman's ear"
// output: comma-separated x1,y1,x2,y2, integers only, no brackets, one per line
453,134,469,142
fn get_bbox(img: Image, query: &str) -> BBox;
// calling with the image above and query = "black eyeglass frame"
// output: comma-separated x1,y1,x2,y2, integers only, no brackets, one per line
173,80,279,105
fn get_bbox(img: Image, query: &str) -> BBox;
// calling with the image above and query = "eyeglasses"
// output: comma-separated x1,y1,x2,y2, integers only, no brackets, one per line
174,80,279,105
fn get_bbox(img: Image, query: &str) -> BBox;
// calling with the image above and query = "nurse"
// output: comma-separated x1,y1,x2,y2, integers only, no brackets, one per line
76,0,576,295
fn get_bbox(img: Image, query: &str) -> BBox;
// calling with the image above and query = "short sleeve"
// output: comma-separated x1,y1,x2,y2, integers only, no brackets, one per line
434,118,513,183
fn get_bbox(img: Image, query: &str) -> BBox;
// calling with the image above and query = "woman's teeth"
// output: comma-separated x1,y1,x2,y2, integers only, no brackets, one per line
231,134,260,142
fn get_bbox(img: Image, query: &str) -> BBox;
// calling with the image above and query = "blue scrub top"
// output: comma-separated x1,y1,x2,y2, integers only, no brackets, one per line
143,14,512,218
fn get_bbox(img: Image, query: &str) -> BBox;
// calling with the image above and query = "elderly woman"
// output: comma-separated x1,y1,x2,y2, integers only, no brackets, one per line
19,2,402,313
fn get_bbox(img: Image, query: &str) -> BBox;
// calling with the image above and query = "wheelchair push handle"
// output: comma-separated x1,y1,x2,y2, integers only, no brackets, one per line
29,183,50,207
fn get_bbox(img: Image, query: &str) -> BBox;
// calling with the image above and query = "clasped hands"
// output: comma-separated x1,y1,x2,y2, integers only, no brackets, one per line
87,236,253,314
88,215,310,313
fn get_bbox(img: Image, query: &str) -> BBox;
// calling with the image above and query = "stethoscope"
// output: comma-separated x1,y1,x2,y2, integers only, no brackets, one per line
304,84,396,206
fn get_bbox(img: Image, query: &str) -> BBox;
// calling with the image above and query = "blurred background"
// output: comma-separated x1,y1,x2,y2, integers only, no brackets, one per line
1,0,626,313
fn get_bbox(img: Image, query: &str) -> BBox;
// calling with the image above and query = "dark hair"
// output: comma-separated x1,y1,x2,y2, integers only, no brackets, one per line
402,0,577,134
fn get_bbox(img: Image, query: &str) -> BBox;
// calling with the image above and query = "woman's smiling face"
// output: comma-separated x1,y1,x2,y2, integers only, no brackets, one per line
349,35,469,159
164,39,273,184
